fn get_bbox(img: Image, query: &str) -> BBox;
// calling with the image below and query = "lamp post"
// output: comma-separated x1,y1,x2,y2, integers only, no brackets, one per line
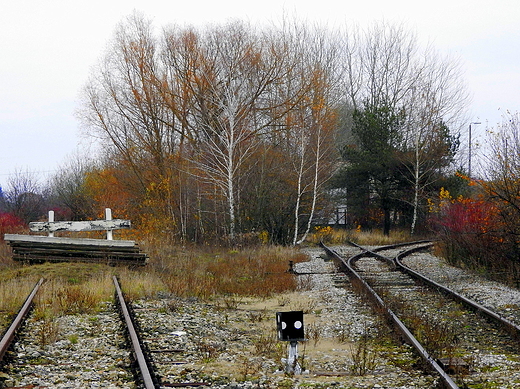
468,122,481,178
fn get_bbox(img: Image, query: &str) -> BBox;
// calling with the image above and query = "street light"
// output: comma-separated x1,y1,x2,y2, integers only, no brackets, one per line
469,121,481,178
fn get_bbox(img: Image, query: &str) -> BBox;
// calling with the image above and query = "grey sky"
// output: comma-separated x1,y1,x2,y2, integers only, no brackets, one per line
1,0,519,188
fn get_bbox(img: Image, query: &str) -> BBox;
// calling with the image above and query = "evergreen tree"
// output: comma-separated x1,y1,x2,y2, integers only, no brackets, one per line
335,100,408,235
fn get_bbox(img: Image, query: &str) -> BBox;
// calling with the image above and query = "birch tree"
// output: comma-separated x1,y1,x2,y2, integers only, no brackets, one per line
336,22,469,233
291,41,340,243
77,14,470,241
174,21,306,241
400,48,467,234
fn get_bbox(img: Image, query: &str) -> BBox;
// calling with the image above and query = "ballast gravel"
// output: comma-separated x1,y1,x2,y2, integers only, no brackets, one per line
3,301,134,388
400,251,520,325
2,244,520,388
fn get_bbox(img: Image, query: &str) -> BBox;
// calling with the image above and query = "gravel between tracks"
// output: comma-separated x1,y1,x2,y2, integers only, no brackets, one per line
2,245,520,388
399,250,520,326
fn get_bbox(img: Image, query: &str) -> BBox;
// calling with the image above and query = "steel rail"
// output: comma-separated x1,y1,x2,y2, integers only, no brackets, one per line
346,240,434,268
393,247,520,339
319,242,459,389
353,241,520,338
113,276,157,389
0,278,44,362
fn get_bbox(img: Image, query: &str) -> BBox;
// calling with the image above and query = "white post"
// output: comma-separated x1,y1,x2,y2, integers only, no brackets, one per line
48,211,55,237
286,341,302,375
105,208,113,240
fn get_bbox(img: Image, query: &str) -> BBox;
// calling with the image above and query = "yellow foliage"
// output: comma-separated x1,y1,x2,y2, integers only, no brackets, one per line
439,187,451,201
428,187,455,214
313,226,333,242
258,231,269,244
84,168,131,219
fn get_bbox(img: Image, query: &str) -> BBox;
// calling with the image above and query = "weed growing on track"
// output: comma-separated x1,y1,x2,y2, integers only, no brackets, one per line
32,298,62,346
349,332,377,376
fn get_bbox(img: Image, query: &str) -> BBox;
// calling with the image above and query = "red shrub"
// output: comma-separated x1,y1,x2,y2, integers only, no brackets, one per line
436,197,500,236
0,212,26,240
429,188,512,275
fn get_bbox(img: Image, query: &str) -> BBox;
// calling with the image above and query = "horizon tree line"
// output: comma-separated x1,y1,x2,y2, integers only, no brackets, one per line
2,14,472,243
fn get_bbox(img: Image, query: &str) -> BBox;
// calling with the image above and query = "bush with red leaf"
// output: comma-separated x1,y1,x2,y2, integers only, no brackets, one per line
429,187,520,284
0,212,26,241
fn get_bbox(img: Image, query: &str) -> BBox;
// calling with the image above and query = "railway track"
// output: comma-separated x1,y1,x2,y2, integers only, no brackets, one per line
0,279,135,388
2,244,520,388
0,277,219,388
113,276,212,388
321,241,520,388
0,278,44,364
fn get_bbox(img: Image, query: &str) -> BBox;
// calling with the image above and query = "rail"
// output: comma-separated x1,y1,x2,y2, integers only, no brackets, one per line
319,242,459,389
0,278,44,362
393,248,520,339
353,241,520,339
113,276,158,389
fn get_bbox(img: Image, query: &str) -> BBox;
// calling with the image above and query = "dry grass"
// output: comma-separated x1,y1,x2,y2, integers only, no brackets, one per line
34,275,115,316
306,227,415,246
348,229,412,245
0,240,308,318
0,243,18,269
148,245,307,299
116,268,168,300
0,278,40,329
0,227,416,321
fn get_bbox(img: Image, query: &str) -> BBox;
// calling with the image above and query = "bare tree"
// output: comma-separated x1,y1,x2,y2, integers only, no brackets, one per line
338,21,469,233
483,111,520,231
400,47,468,233
288,25,342,244
50,153,97,220
169,21,320,241
2,169,45,223
78,12,174,189
77,14,469,241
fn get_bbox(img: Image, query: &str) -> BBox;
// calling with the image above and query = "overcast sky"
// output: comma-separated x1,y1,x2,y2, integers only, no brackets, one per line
1,0,519,188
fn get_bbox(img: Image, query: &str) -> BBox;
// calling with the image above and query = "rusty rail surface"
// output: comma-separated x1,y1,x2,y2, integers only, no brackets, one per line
320,242,459,389
351,241,520,339
113,276,158,389
392,247,520,339
0,278,44,362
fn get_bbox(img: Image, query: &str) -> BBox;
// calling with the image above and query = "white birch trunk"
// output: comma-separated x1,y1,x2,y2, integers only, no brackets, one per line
411,135,420,235
292,135,307,245
296,129,321,245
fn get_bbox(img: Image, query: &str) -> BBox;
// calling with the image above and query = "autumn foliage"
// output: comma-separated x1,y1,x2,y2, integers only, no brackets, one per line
430,188,499,234
429,185,520,284
0,212,25,240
